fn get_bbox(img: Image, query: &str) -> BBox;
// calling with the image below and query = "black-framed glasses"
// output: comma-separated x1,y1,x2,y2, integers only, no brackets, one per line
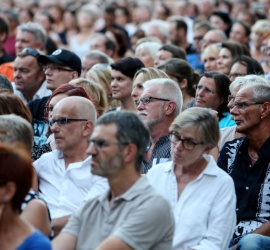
89,138,128,151
43,64,73,72
231,101,264,110
196,85,215,94
48,118,88,127
44,105,53,113
169,131,204,150
138,96,170,106
21,47,40,58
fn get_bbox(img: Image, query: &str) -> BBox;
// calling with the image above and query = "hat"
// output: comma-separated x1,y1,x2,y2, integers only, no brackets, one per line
38,49,81,76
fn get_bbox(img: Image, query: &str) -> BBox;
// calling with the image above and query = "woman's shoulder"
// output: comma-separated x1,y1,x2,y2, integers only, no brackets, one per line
16,230,52,250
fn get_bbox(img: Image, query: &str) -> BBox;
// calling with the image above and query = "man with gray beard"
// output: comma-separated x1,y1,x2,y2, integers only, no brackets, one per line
137,78,182,173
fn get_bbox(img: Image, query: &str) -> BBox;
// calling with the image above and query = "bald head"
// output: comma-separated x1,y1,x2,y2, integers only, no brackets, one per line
53,96,97,122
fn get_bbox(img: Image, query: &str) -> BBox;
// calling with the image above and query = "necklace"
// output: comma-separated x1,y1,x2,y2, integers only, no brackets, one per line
248,149,258,161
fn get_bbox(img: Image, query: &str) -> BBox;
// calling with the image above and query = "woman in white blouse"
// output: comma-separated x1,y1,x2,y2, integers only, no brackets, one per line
147,107,236,250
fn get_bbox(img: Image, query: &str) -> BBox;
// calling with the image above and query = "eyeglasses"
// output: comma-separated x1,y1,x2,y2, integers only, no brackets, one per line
263,47,270,54
138,96,170,106
196,85,215,94
22,47,40,58
169,131,204,150
193,36,204,41
229,73,246,79
44,105,53,113
89,139,128,151
231,101,264,110
43,64,73,72
48,118,88,127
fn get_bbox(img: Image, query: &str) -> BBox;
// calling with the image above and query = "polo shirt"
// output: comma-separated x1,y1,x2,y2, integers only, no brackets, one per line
63,176,175,250
218,136,270,245
33,150,108,219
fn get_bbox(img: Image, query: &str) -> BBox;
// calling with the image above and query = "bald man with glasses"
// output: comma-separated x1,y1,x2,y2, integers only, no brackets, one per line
33,96,108,236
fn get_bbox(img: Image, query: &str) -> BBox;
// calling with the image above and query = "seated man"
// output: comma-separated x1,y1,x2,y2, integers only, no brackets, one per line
218,80,270,249
33,96,108,235
53,111,175,250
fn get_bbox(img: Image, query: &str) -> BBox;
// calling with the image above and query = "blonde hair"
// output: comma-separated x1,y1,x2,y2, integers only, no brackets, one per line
69,78,107,117
201,43,221,61
86,64,120,109
133,67,169,81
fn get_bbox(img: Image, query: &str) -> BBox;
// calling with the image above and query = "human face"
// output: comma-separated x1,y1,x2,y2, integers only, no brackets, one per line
136,48,154,68
14,56,44,97
43,63,75,91
86,123,125,178
131,72,145,104
81,58,100,78
229,23,248,44
201,31,222,49
217,48,232,75
170,127,207,167
169,22,180,45
209,15,228,32
193,28,207,53
154,50,172,67
229,62,247,82
15,31,40,55
195,76,223,111
90,36,107,53
50,103,87,152
45,93,67,118
202,52,218,72
137,88,167,129
111,69,133,101
230,87,263,134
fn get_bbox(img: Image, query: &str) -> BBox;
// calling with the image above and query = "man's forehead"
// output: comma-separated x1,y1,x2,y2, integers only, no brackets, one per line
235,86,253,99
92,123,117,137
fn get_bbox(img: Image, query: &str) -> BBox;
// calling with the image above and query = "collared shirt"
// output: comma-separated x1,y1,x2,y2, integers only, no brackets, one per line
12,81,51,104
33,150,109,219
62,176,175,250
147,155,236,250
218,136,270,245
142,135,171,174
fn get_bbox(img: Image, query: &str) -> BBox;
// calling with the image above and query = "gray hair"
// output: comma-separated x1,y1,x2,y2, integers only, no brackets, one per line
17,22,47,49
143,78,183,117
170,107,220,146
83,50,110,64
135,42,162,60
95,111,149,172
145,19,169,38
252,84,270,103
0,114,33,151
230,75,270,95
0,74,13,93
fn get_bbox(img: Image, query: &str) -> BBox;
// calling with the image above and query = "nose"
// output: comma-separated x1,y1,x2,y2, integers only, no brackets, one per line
49,122,59,133
111,79,117,87
86,142,97,156
227,98,234,109
131,88,137,98
136,101,144,111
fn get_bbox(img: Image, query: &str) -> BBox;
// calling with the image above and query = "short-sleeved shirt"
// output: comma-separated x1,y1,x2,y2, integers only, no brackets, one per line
218,136,270,245
33,150,108,219
62,176,175,250
142,135,171,174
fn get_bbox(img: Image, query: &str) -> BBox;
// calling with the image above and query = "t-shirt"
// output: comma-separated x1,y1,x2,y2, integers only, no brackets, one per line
16,230,52,250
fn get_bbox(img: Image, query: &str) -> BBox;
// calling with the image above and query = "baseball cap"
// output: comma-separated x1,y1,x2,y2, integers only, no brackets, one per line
38,49,81,76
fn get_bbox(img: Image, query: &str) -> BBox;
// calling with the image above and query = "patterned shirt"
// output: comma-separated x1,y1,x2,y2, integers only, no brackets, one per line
141,135,171,174
218,136,270,245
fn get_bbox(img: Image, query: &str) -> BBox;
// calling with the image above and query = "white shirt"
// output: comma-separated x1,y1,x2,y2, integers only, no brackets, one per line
12,81,51,104
147,154,236,250
33,150,108,219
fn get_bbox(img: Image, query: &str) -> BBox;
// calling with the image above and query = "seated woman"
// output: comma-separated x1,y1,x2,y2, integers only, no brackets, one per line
0,143,52,249
0,94,52,238
147,107,236,249
186,71,235,128
201,43,221,72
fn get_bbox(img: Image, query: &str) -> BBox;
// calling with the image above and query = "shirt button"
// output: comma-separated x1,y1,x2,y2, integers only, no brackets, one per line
236,208,239,211
249,165,252,168
246,186,249,190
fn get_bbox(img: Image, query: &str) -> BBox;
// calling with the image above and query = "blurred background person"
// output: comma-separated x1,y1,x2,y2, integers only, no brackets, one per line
201,43,221,72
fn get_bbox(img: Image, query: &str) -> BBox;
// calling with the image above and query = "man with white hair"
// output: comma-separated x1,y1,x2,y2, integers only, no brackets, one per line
144,19,169,44
137,78,182,173
218,77,270,249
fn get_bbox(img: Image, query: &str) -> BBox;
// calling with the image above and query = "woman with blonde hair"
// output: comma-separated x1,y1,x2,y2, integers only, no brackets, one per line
131,67,169,104
86,64,120,109
201,43,221,72
69,78,108,117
